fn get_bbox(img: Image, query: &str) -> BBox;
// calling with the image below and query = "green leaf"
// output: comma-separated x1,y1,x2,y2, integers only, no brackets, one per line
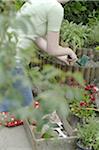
96,46,99,51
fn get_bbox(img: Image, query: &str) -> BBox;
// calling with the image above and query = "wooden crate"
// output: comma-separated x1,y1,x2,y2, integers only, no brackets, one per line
31,49,99,84
24,120,77,150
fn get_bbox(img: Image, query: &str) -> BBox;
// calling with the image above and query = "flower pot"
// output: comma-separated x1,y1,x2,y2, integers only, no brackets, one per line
67,115,82,130
76,140,93,150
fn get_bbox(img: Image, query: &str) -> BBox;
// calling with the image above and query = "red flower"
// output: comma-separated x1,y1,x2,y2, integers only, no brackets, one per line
90,94,96,101
5,120,23,127
80,101,87,107
85,85,91,91
85,84,94,90
90,84,95,88
92,86,99,93
0,112,24,127
34,101,40,109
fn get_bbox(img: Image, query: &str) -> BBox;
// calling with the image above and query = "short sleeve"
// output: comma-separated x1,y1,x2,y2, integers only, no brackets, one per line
47,3,64,32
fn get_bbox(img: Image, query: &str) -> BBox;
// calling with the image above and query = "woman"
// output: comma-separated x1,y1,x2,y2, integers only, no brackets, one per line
16,0,77,65
0,0,77,127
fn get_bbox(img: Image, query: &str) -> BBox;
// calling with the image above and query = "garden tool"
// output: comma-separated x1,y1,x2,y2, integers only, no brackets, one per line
68,54,90,66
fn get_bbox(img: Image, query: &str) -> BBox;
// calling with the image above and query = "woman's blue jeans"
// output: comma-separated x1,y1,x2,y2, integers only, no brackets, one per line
0,65,33,112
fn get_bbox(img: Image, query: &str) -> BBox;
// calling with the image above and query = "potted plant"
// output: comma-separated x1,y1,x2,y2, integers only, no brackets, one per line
69,83,99,123
60,20,91,51
77,118,99,150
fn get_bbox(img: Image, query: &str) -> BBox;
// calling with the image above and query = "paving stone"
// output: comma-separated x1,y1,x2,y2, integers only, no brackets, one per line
0,125,32,150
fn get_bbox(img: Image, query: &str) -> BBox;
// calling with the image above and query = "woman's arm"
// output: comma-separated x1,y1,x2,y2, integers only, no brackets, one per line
34,2,77,64
35,31,77,64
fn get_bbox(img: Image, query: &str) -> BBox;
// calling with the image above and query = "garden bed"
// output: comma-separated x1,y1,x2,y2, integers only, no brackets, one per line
30,48,99,84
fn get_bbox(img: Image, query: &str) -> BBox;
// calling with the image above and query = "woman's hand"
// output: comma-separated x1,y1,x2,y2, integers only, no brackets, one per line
57,55,77,65
65,47,77,61
57,48,78,65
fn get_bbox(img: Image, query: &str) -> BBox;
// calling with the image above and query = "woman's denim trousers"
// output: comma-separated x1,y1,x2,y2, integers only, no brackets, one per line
0,65,33,112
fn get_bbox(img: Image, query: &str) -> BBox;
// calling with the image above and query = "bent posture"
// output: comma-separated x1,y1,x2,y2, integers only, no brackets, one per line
16,0,77,65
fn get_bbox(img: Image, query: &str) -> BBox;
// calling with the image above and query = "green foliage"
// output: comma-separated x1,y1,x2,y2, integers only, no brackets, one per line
63,1,99,25
0,0,15,14
95,46,99,51
60,20,91,50
77,118,99,149
70,100,95,120
93,133,99,150
62,1,99,48
0,7,16,104
28,65,69,116
69,83,97,121
28,65,85,132
60,19,99,49
0,0,25,13
88,21,99,45
88,10,99,27
14,0,25,11
0,0,34,109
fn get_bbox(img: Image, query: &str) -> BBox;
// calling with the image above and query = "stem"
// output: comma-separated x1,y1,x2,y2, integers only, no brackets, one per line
83,107,99,112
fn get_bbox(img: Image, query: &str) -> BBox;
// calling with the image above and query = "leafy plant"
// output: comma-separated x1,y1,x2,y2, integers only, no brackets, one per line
93,132,99,150
0,0,25,12
77,118,99,150
0,0,36,111
88,21,99,45
27,65,86,134
95,46,99,51
69,84,99,121
60,20,91,51
63,1,99,25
